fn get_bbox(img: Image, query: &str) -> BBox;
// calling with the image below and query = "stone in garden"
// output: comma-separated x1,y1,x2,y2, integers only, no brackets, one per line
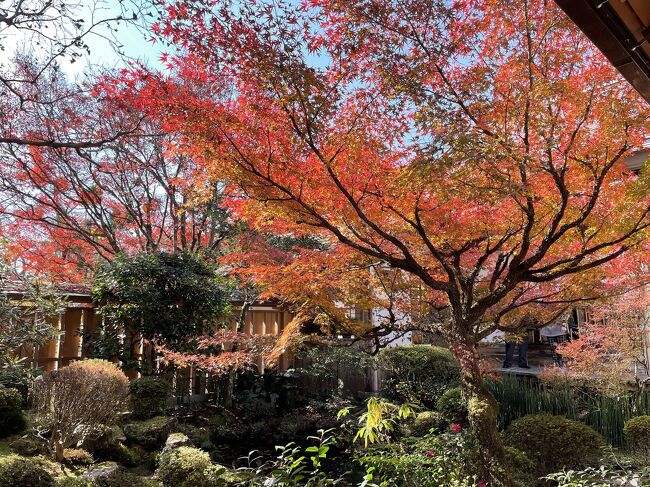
79,424,125,453
9,434,44,456
81,461,119,481
123,415,178,450
162,432,191,453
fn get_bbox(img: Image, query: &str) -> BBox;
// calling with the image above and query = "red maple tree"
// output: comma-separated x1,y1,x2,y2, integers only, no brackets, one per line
110,0,650,482
1,0,647,482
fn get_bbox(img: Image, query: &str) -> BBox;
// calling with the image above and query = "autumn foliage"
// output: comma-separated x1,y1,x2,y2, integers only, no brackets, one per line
552,289,650,395
1,0,649,483
82,0,650,483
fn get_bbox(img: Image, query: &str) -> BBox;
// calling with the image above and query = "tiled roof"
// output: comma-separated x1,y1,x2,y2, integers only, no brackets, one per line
3,280,91,296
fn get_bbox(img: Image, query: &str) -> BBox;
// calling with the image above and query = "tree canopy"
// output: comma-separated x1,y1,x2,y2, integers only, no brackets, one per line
92,251,231,344
108,0,649,483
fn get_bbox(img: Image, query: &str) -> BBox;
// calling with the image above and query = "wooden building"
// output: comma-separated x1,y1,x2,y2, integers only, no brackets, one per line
6,283,296,381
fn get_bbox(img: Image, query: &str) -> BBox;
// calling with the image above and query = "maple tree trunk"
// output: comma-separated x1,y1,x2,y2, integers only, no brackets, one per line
53,439,65,463
450,339,513,487
225,369,235,409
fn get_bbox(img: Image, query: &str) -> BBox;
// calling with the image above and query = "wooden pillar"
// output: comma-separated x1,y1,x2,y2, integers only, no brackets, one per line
78,309,87,359
53,313,64,370
31,344,39,369
118,331,125,369
272,316,279,335
137,336,144,378
371,368,379,393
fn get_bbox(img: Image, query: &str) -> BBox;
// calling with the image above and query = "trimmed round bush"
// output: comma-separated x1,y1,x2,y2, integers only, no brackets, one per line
0,454,55,487
156,446,225,487
436,387,468,423
504,414,605,475
378,345,459,408
62,449,94,467
411,411,447,437
129,376,171,419
624,415,650,452
30,359,129,462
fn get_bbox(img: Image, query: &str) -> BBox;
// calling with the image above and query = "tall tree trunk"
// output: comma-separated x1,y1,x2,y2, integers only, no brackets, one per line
224,368,236,410
450,339,513,487
225,296,253,409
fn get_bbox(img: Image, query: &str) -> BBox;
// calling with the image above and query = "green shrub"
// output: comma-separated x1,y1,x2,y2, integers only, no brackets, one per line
0,454,55,487
59,470,162,487
624,415,650,453
55,477,94,487
235,397,276,421
488,375,650,447
124,416,177,450
276,413,315,443
378,345,459,408
436,387,468,423
79,425,126,459
111,443,147,467
0,385,26,438
156,446,226,487
95,469,163,487
504,414,605,475
0,366,41,404
544,464,650,486
410,411,447,437
0,407,27,438
356,430,484,486
504,446,535,472
0,385,22,409
504,447,536,487
129,377,171,419
210,419,248,445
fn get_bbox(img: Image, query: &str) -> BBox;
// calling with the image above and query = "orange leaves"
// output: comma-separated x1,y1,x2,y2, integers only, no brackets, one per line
157,330,275,377
117,0,650,346
550,290,650,395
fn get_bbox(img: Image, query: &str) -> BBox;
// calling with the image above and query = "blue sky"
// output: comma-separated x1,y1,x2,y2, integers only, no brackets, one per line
73,0,166,74
1,0,165,78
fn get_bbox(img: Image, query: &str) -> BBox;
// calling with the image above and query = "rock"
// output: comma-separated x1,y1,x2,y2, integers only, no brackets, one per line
81,461,119,482
124,415,178,450
10,434,44,456
79,425,125,454
162,432,191,453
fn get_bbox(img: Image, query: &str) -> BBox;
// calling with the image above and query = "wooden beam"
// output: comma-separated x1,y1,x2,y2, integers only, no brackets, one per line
555,0,650,103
